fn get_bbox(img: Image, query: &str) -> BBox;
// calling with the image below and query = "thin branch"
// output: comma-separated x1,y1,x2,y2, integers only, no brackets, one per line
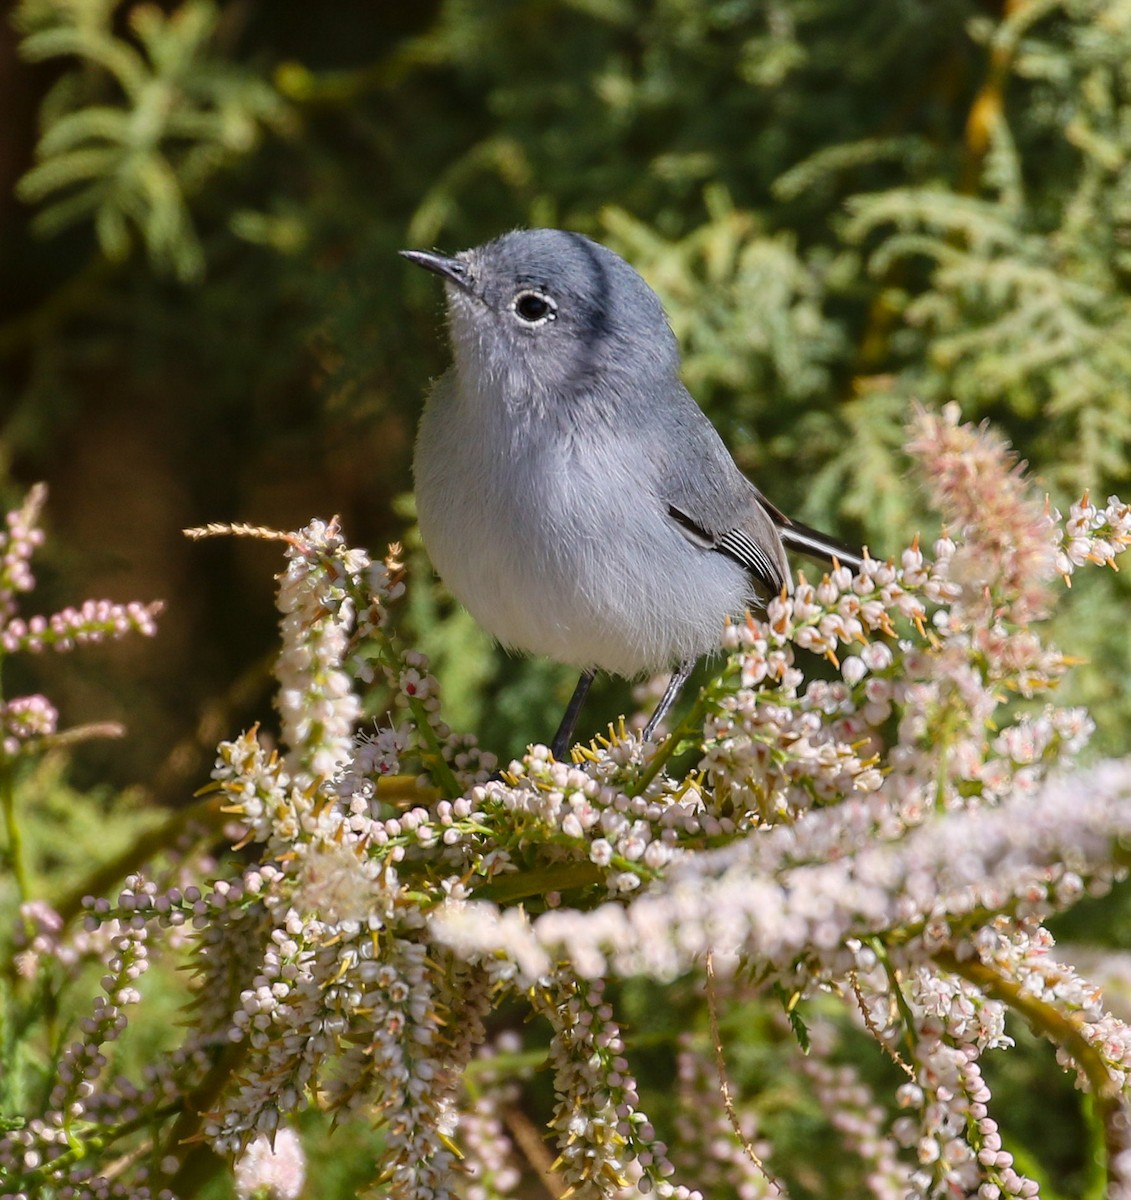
705,949,785,1197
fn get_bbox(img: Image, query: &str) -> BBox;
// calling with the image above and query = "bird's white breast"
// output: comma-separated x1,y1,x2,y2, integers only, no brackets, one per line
413,373,752,676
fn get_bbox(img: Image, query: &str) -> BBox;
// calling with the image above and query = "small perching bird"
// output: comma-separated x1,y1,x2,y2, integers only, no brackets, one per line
403,229,864,759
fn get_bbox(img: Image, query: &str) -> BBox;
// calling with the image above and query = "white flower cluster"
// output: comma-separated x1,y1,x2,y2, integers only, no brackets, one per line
469,748,702,896
275,517,368,783
1057,493,1131,577
233,1128,306,1200
534,974,689,1199
197,887,495,1200
0,482,46,614
432,758,1131,989
42,409,1131,1199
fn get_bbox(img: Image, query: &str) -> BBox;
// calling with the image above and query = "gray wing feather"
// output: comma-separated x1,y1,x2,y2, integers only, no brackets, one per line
715,526,788,589
638,382,865,593
656,385,790,597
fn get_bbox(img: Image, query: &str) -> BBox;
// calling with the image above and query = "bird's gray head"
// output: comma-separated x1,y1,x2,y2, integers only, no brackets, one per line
401,229,679,410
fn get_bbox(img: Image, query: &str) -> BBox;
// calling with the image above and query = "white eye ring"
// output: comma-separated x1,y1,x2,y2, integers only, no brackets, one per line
512,289,557,325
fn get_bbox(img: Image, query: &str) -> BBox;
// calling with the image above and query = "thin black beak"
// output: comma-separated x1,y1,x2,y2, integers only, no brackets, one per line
399,249,472,292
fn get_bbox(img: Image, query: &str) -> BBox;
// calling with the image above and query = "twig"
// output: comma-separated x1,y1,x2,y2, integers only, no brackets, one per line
705,949,785,1196
848,968,916,1080
502,1104,565,1199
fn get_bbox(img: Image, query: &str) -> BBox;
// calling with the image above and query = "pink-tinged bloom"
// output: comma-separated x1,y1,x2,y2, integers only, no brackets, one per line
907,403,1058,623
274,518,367,782
0,483,47,619
1,693,58,757
233,1128,306,1200
0,488,162,653
1,598,161,655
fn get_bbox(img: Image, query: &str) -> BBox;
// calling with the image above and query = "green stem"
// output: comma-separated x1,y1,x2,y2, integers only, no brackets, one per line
1080,1090,1111,1200
160,1039,251,1196
476,860,606,904
627,678,719,798
406,695,462,798
870,936,920,1061
0,763,30,907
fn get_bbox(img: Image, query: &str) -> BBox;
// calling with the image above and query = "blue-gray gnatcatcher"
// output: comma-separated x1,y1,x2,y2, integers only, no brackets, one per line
402,229,864,759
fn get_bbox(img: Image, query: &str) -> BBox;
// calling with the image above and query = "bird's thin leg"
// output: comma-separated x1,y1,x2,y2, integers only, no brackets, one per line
551,670,595,760
642,659,696,742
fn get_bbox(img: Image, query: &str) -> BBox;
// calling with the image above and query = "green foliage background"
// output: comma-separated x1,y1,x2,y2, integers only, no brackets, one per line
4,0,1131,776
2,3,1131,1195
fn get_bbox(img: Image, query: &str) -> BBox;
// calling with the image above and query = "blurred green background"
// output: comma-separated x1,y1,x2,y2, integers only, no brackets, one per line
3,0,1131,802
4,6,1131,1195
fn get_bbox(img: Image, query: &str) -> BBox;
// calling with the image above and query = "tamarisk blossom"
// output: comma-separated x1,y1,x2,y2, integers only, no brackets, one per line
28,408,1131,1200
0,485,162,768
0,483,46,617
1,693,57,757
0,485,161,656
671,1030,782,1198
0,918,153,1195
274,517,368,783
1,597,162,655
534,974,688,1198
907,403,1059,623
201,403,1131,1198
430,756,1131,985
233,1128,306,1200
455,1033,528,1200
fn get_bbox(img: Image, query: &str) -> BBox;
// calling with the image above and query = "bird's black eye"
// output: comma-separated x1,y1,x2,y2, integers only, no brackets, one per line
512,289,557,325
